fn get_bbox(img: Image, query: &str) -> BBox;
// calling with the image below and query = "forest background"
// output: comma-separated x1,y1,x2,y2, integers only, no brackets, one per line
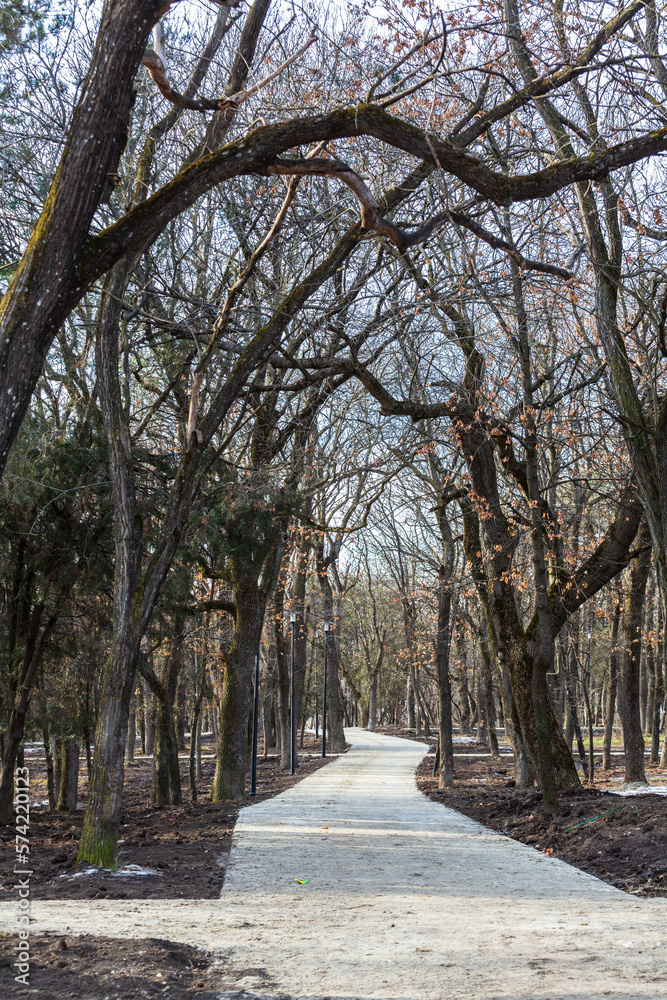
1,0,667,868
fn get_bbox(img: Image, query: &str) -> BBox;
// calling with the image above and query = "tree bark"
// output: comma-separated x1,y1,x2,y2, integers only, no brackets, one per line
603,602,622,770
43,728,56,812
435,568,454,788
0,609,57,823
292,523,311,735
651,644,664,765
144,680,155,756
315,542,346,750
57,738,80,813
620,527,651,784
149,633,184,807
481,637,499,758
272,570,291,770
0,0,160,476
189,690,204,803
211,585,266,800
125,707,136,763
368,670,378,730
262,665,276,753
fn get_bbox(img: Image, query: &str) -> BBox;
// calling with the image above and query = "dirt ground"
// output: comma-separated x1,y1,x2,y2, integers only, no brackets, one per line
0,932,274,999
1,735,337,998
0,734,334,901
403,728,667,898
3,727,665,998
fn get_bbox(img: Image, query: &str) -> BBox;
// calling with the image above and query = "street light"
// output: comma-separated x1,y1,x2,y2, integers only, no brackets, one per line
322,621,332,758
314,634,319,740
290,612,296,775
250,649,260,795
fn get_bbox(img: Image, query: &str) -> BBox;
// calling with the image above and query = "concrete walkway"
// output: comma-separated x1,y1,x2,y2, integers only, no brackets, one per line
2,729,667,999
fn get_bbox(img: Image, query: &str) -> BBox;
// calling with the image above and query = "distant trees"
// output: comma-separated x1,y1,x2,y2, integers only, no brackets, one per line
1,0,667,855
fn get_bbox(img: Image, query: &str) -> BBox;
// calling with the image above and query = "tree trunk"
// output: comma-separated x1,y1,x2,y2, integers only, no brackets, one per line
144,680,155,755
316,545,346,751
476,669,488,746
368,670,378,730
57,738,80,813
273,583,291,770
78,633,141,865
211,582,266,800
176,682,187,751
435,570,454,788
0,0,158,478
498,658,533,787
52,735,62,802
196,713,203,780
152,696,180,806
457,660,472,734
565,658,589,781
0,609,56,823
406,672,416,729
511,259,558,812
150,636,184,807
481,640,499,757
138,696,146,755
603,602,622,770
125,707,136,763
189,689,203,803
641,650,649,733
651,648,664,764
262,667,276,753
620,528,651,784
43,728,56,812
292,526,311,732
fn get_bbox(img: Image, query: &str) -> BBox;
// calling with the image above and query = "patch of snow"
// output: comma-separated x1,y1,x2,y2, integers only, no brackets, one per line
60,867,99,879
610,782,667,797
111,864,162,878
452,736,476,744
60,864,162,880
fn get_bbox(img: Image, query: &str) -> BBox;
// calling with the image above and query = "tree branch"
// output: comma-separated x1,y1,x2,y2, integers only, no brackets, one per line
141,26,317,113
78,104,667,297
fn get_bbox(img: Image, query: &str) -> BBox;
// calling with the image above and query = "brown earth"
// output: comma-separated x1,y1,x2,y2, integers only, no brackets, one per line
0,932,275,999
407,730,667,898
3,727,665,999
0,735,336,901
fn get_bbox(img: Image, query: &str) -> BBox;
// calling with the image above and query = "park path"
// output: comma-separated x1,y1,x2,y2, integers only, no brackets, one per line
2,729,667,999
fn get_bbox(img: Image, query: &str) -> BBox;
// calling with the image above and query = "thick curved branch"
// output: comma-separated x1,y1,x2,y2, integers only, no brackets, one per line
266,156,453,251
75,105,667,296
351,361,465,421
546,486,644,637
267,158,567,273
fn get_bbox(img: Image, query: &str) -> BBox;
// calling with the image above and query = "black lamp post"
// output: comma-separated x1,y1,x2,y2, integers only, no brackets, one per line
290,611,296,775
250,649,260,795
321,621,331,758
314,635,319,740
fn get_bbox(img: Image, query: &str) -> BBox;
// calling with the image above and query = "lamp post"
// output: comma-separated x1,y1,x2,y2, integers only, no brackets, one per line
290,611,296,775
322,621,331,758
250,649,260,795
314,634,319,740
